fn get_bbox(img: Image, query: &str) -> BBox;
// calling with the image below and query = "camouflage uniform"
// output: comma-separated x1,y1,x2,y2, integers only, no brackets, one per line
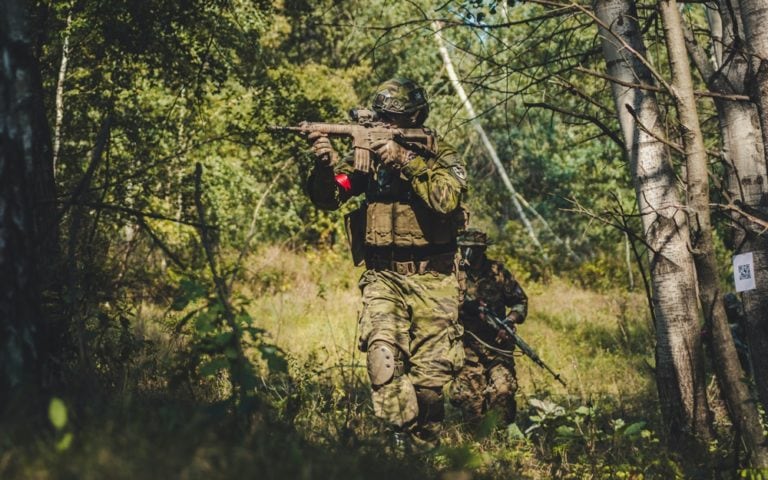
450,230,528,424
306,78,467,439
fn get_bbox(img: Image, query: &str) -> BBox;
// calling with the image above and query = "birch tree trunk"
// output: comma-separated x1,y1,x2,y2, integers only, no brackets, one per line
52,10,72,175
737,0,768,413
660,0,768,465
432,21,542,251
740,0,768,164
0,0,59,394
689,0,768,417
594,0,712,445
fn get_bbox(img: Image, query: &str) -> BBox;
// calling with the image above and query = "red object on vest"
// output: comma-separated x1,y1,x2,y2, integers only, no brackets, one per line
335,173,352,193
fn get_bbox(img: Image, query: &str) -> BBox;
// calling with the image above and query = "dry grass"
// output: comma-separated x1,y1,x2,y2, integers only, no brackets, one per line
242,248,657,406
2,246,693,480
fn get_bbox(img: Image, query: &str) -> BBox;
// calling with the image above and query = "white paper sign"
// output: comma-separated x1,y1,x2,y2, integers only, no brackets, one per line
733,252,756,292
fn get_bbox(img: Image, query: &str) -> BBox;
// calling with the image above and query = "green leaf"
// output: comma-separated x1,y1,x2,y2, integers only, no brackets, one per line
524,424,540,435
48,397,68,430
575,406,592,416
611,418,626,432
623,421,646,437
56,432,74,451
507,422,526,441
436,445,484,469
555,425,577,438
199,357,229,377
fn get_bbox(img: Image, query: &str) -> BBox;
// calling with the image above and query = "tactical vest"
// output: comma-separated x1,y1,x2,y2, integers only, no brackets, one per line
360,165,464,248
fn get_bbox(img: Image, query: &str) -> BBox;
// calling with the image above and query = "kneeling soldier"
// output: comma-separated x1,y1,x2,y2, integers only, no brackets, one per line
450,228,528,425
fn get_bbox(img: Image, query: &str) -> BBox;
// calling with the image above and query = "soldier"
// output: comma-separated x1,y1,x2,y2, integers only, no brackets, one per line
450,228,528,426
305,77,468,446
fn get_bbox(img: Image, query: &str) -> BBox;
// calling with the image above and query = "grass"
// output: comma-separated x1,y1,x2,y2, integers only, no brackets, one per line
0,245,725,479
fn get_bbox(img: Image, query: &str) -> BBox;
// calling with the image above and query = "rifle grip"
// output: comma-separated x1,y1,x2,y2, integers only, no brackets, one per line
354,148,372,173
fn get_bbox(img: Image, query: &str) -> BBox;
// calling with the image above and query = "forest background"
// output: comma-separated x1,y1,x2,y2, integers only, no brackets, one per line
3,0,768,478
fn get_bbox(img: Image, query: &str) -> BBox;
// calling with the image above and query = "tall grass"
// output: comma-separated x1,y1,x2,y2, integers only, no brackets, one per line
2,245,722,479
239,247,686,478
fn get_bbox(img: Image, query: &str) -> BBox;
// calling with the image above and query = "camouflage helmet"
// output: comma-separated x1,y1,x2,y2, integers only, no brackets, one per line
371,77,429,120
457,228,490,247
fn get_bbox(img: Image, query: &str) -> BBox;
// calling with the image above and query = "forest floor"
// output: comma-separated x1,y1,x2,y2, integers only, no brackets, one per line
1,246,740,479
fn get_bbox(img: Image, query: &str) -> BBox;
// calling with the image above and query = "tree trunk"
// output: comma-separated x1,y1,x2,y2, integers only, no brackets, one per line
705,3,723,69
52,10,72,176
701,0,768,413
432,21,543,251
0,0,59,394
661,0,768,466
737,0,768,414
740,0,768,164
689,0,768,420
594,0,712,446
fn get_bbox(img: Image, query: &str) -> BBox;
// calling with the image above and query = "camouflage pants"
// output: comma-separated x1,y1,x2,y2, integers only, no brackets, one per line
358,269,464,428
449,342,518,424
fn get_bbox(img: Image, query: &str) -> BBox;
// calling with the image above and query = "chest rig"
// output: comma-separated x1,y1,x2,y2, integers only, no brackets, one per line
361,164,459,248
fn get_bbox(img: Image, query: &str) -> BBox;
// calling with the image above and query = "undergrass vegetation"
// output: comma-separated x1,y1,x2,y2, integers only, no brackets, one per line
0,246,737,479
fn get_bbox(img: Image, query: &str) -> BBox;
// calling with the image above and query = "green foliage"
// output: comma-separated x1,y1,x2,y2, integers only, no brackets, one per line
740,468,768,479
48,397,74,452
48,398,68,430
435,444,487,470
517,396,681,479
14,0,761,477
168,271,287,407
0,247,741,479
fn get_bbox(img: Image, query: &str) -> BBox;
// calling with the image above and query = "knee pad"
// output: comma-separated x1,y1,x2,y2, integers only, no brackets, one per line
367,340,404,387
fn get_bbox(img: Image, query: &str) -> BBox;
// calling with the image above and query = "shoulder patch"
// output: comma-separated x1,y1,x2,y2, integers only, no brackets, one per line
452,165,467,180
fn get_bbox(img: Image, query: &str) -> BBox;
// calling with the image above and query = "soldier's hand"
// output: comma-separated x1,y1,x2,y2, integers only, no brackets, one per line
505,311,524,325
495,328,512,344
308,131,338,167
372,138,413,169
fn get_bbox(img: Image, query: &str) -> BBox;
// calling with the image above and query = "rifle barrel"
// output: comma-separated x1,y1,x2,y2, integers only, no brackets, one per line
267,125,303,133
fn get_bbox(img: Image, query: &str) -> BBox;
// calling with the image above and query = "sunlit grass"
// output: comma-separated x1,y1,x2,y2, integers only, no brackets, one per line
235,247,675,478
243,247,656,404
4,245,698,480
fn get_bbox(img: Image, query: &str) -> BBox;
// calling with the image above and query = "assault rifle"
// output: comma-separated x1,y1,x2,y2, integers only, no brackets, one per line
476,303,567,387
267,108,438,173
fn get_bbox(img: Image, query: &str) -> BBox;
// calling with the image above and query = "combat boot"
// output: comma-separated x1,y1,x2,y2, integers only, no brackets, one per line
409,421,441,453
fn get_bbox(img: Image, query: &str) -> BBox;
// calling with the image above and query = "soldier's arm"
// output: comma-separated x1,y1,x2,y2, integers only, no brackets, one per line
500,265,528,324
401,146,467,214
306,157,363,211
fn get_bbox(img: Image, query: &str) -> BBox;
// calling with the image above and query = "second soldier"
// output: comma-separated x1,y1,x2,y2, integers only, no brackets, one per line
450,228,528,426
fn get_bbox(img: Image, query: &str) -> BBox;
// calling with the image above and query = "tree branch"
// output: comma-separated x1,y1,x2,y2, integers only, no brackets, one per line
524,101,625,150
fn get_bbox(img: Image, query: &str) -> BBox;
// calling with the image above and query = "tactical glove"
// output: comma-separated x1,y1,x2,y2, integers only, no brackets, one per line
505,311,525,325
308,131,339,167
495,312,521,344
495,327,513,344
372,138,414,169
